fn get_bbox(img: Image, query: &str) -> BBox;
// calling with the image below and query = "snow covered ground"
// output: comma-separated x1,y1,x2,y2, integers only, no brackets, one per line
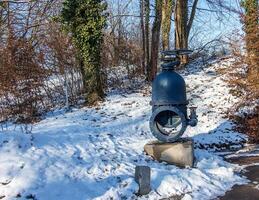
0,58,248,200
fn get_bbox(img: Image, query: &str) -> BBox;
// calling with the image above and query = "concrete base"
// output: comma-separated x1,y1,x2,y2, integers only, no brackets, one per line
144,138,195,167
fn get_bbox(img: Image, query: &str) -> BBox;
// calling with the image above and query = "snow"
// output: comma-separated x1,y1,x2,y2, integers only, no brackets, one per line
225,144,259,159
0,58,248,200
236,100,259,117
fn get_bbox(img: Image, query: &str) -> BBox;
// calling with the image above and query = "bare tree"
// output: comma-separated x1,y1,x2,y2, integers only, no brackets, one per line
174,0,188,64
144,0,150,75
149,0,162,81
187,0,199,38
174,0,199,64
0,0,83,123
140,0,146,73
162,0,174,50
139,0,150,78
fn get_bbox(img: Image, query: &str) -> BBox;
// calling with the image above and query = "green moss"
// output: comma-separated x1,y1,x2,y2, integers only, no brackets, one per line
61,0,107,105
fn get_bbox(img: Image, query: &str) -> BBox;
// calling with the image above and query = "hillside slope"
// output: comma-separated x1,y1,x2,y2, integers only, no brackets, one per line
0,58,248,200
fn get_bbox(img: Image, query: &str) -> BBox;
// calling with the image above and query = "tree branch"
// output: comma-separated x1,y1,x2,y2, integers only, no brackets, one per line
187,0,198,38
0,0,30,3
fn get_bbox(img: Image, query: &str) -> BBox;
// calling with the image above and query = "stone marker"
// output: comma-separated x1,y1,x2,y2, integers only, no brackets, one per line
134,166,151,195
144,138,194,167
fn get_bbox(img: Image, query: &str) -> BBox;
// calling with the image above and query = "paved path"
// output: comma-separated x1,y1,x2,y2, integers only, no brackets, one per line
162,145,259,200
219,145,259,200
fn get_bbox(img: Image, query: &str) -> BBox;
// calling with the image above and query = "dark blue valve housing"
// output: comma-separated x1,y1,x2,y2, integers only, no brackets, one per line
149,49,198,142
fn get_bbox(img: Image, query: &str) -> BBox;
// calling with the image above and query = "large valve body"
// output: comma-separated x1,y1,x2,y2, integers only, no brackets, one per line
149,51,197,142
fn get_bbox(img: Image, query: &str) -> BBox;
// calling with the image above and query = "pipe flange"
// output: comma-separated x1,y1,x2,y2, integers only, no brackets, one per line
149,106,187,142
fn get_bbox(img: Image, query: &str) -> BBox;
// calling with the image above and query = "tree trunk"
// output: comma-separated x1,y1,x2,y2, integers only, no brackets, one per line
140,0,146,74
83,57,104,105
243,0,258,56
149,0,162,81
187,0,199,38
162,0,174,50
144,0,150,77
174,0,188,64
242,0,259,92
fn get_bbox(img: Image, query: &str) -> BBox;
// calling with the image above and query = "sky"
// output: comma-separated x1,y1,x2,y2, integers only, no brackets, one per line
106,0,244,49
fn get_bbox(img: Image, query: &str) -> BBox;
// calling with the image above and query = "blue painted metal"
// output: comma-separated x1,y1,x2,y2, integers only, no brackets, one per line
149,50,198,142
151,70,188,108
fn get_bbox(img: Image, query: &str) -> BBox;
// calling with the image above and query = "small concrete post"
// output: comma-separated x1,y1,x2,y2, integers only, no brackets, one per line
134,166,151,195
